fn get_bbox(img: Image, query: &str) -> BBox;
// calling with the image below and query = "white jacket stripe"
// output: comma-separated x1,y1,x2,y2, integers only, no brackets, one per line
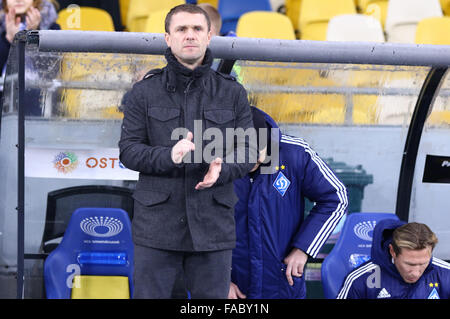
432,257,450,270
336,262,377,299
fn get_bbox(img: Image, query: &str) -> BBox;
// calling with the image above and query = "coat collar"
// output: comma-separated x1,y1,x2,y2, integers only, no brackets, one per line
164,47,213,92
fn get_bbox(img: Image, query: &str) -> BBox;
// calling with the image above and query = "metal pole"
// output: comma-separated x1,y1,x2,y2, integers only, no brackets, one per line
16,31,26,299
35,30,450,67
395,68,448,221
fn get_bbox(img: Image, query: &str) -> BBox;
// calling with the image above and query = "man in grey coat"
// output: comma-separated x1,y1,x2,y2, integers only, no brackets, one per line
118,4,256,298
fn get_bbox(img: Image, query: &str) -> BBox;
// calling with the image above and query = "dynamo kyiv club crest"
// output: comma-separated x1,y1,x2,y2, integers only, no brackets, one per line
428,288,440,299
273,171,290,196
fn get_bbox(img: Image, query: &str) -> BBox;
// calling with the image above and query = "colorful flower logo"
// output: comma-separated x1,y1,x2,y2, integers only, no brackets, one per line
53,152,78,174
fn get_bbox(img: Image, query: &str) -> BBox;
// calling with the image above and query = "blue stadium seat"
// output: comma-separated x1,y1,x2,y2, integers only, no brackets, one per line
44,207,134,299
321,212,399,299
218,0,272,35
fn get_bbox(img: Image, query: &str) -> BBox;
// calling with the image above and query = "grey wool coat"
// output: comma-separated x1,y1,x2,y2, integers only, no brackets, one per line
119,48,256,251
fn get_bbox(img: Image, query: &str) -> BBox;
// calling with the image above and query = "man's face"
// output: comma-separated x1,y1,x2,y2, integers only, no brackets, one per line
389,245,431,284
165,12,211,69
7,0,34,14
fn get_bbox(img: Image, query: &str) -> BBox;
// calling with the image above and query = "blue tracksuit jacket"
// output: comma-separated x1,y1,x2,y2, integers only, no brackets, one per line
231,109,348,299
337,219,450,299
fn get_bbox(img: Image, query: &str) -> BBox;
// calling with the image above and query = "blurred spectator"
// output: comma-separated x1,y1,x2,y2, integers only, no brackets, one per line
197,3,221,36
57,0,123,31
0,0,60,75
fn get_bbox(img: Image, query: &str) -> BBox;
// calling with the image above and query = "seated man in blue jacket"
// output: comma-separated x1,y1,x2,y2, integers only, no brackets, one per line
337,219,450,299
228,107,348,299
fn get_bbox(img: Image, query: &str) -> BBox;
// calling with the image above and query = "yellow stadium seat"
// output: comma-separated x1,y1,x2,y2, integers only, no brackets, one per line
71,276,130,299
144,9,170,33
127,0,184,32
285,0,302,37
440,0,450,15
236,11,296,39
358,0,388,28
197,0,219,8
119,0,130,30
299,0,356,41
57,7,115,31
415,17,450,45
385,0,443,43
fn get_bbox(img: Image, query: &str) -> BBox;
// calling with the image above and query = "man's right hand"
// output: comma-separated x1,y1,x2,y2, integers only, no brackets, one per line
228,282,246,299
171,131,195,164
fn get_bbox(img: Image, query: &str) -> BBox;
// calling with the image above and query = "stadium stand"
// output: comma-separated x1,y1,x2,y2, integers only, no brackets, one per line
126,0,184,32
357,0,389,28
119,0,130,30
218,0,272,35
198,0,219,8
57,0,123,31
236,11,296,40
415,17,450,45
321,212,399,299
385,0,443,43
144,9,171,34
57,6,115,31
326,14,385,42
299,0,357,41
285,0,302,38
44,208,134,299
441,0,450,16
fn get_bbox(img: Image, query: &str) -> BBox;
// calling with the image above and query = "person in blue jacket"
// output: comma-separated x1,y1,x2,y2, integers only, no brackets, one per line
228,107,348,299
337,219,450,299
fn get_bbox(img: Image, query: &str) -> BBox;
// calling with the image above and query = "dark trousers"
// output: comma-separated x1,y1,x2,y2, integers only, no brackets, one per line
133,244,232,299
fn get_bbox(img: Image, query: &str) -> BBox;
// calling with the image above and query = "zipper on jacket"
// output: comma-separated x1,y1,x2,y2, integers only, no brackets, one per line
184,79,194,94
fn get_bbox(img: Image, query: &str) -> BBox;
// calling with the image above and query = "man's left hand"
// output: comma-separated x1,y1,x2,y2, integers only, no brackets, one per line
195,158,222,190
283,248,308,286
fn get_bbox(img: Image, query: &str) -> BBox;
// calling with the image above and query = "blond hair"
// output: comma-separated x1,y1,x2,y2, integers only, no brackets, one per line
391,222,438,255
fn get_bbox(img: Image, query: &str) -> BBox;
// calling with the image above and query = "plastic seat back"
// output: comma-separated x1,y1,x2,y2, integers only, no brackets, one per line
236,11,296,39
285,0,302,36
441,0,450,16
327,14,385,42
145,9,170,33
57,7,115,31
218,0,272,35
415,17,450,45
119,0,131,30
198,0,219,8
44,207,134,299
321,212,399,299
357,0,389,27
300,0,356,40
385,0,443,43
127,0,184,32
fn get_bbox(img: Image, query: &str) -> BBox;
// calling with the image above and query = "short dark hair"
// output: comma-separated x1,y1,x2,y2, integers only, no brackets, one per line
165,4,211,33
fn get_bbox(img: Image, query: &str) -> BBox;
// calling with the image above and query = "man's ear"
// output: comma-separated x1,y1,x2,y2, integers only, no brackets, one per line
164,32,171,47
389,244,396,259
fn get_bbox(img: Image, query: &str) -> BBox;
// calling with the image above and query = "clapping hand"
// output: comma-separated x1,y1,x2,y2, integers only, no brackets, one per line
195,157,222,190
